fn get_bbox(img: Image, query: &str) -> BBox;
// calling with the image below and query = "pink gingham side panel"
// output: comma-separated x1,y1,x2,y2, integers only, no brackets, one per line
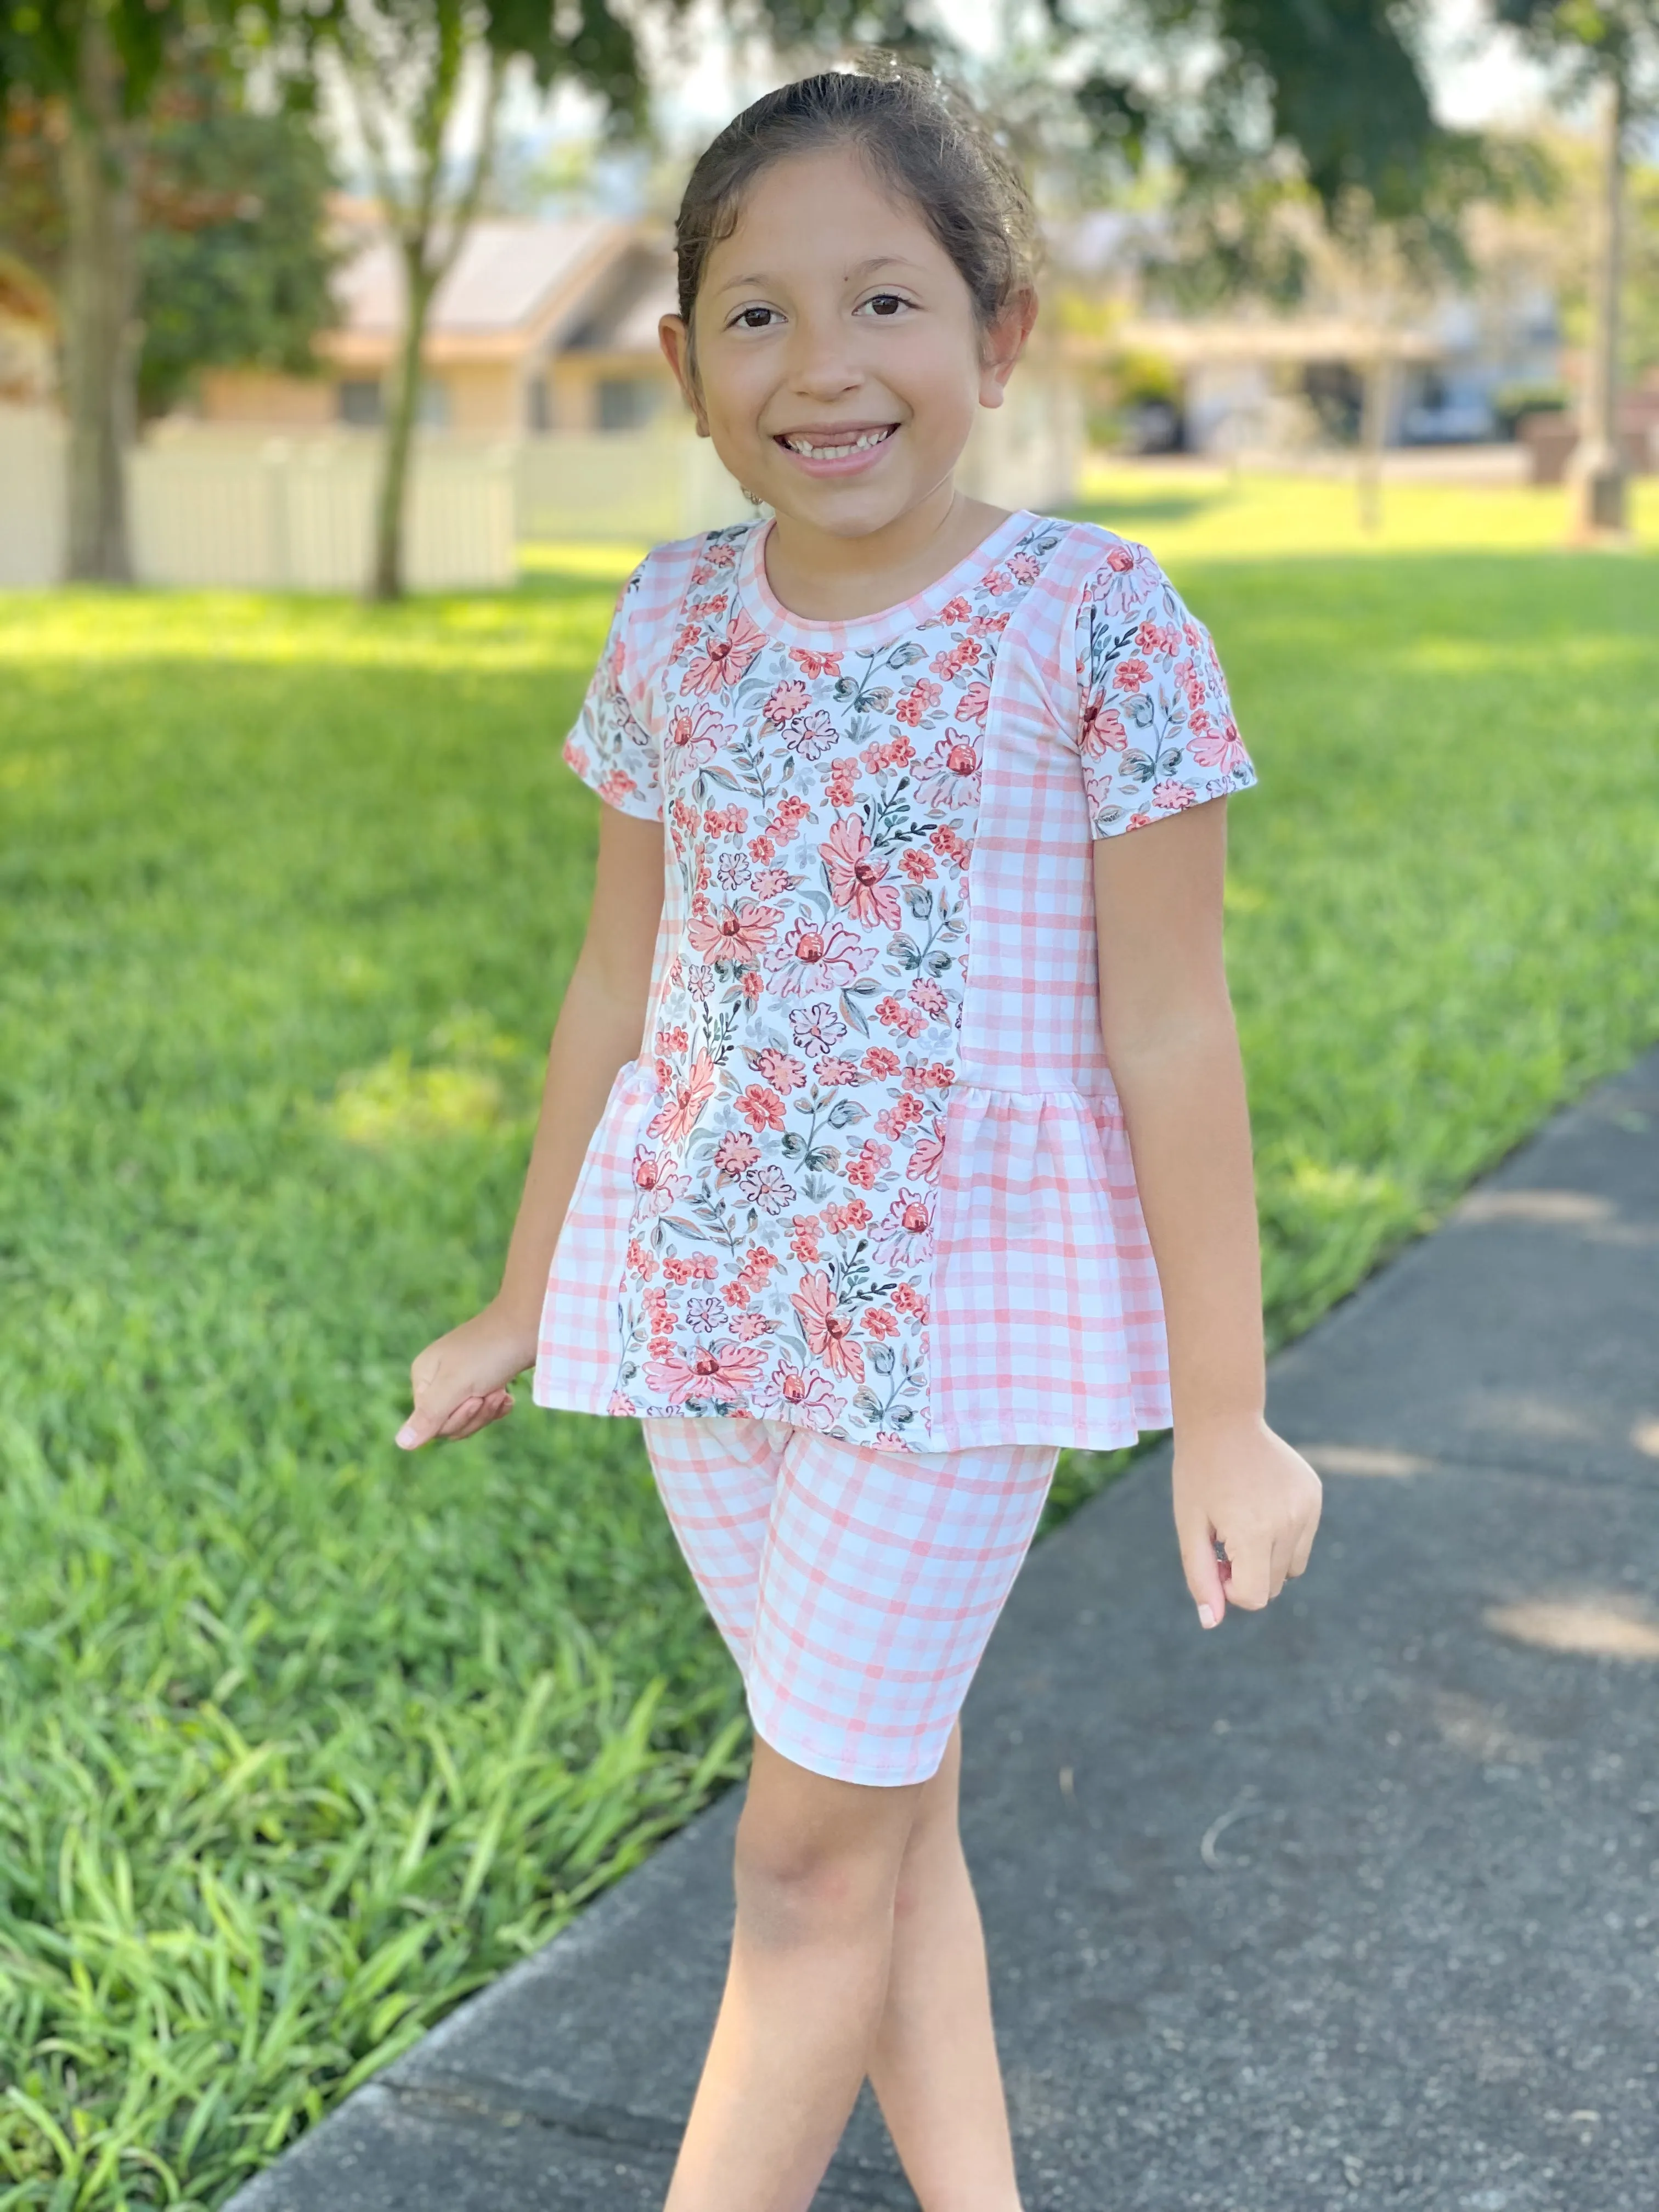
533,1059,658,1414
928,1087,1171,1450
643,1417,1058,1786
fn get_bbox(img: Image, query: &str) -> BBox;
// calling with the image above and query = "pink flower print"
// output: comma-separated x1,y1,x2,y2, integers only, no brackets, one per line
748,835,775,865
822,1198,871,1233
790,1003,847,1057
753,1047,807,1092
1105,544,1135,572
665,704,727,769
981,567,1013,595
967,611,1009,638
770,795,811,836
826,757,859,808
789,1214,821,1262
909,977,949,1020
787,710,837,761
789,646,842,679
939,595,970,623
765,916,870,997
646,1340,768,1407
763,679,812,724
731,1310,775,1341
930,635,982,682
1188,718,1249,775
907,1120,947,1182
877,995,928,1039
1080,695,1128,758
713,1129,760,1177
1126,810,1155,831
657,1024,689,1056
740,1163,794,1215
930,823,971,868
755,1356,845,1429
956,681,991,725
630,1147,686,1218
820,818,902,931
715,851,750,893
900,846,937,884
894,678,943,727
920,1060,955,1090
736,1084,786,1132
862,1045,900,1079
684,609,765,694
648,1051,718,1144
890,1280,929,1323
871,1189,933,1266
686,1295,725,1333
742,969,764,1004
596,770,639,809
812,1056,862,1087
751,866,795,899
1152,779,1197,811
915,731,981,809
874,1092,924,1139
846,1138,893,1189
687,899,781,967
721,1278,751,1310
789,1273,865,1380
1111,657,1151,693
864,1306,900,1340
1137,619,1180,659
1008,551,1041,583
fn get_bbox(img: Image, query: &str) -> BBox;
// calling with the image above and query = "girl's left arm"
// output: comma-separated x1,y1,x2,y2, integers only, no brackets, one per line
1093,800,1322,1628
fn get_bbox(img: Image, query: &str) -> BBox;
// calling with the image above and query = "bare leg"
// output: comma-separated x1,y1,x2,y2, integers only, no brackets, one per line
665,1736,924,2212
867,1725,1023,2210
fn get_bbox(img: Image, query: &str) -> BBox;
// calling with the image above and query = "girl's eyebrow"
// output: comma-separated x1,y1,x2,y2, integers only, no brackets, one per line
713,253,926,297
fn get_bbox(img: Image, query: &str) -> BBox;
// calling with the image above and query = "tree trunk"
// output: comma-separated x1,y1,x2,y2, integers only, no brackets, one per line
369,249,436,602
60,17,140,583
1572,67,1627,540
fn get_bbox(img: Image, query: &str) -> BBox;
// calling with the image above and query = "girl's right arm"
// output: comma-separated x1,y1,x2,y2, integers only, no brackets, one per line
395,806,665,1449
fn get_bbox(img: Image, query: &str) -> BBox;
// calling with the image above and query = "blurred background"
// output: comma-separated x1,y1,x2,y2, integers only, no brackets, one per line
0,3,1656,2207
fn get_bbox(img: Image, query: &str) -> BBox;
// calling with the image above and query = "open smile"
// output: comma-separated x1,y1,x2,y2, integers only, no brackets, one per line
772,423,899,475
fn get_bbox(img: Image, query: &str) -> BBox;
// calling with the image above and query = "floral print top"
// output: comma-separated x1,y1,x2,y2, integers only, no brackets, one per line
537,510,1255,1452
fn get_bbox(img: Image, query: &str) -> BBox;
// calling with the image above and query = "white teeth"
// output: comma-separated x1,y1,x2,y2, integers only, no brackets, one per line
784,427,894,457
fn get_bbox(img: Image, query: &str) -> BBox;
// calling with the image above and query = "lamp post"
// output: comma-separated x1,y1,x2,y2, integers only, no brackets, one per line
1572,66,1628,539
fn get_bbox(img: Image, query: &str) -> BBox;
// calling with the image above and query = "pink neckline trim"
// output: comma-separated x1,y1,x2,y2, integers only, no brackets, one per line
741,509,1035,650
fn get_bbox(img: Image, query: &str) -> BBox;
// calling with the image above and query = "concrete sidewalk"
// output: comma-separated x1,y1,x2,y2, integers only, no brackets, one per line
231,1048,1659,2212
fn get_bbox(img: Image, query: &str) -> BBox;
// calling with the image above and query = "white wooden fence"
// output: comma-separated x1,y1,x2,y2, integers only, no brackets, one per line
0,373,1081,590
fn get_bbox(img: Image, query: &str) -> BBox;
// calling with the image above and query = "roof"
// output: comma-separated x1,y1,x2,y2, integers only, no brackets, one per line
335,217,626,338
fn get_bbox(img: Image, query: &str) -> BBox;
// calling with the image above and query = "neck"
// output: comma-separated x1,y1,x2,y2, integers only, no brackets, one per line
762,481,1011,623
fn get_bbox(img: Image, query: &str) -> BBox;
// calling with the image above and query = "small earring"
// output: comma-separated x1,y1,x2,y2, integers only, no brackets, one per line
741,486,763,510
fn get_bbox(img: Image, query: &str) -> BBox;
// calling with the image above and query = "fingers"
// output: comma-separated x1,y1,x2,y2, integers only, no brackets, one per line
1177,1510,1228,1630
396,1387,513,1451
1287,1490,1322,1579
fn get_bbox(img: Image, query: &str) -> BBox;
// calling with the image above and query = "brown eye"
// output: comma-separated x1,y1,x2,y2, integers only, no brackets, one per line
866,294,906,316
737,307,776,329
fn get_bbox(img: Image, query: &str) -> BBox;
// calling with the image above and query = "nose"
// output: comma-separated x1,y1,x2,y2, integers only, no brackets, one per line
783,308,864,402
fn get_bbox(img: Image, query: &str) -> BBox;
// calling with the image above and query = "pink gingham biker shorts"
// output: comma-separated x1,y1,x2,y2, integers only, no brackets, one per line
643,1417,1059,1787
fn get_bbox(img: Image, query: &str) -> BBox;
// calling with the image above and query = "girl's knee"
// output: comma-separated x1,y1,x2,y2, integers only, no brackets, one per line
733,1758,919,1943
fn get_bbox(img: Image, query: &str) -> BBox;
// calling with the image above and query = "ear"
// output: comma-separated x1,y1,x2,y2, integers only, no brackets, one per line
977,289,1039,412
659,315,709,436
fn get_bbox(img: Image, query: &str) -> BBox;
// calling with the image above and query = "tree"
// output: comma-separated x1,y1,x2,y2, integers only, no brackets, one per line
0,0,195,578
1,40,338,425
1490,0,1658,537
281,0,642,601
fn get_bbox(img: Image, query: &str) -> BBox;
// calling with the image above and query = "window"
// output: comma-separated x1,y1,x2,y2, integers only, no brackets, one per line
526,377,551,433
597,379,656,432
338,379,382,427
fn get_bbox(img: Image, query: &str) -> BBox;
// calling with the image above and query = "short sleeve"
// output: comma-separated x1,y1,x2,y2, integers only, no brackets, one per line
561,567,662,822
1070,535,1256,839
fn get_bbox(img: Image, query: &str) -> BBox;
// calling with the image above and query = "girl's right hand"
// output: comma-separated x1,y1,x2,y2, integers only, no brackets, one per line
395,1303,538,1450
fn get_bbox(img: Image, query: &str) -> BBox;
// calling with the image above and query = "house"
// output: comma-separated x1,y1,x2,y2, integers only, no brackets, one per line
197,214,679,435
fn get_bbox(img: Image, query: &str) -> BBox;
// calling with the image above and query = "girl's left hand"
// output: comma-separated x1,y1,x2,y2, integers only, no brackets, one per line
1172,1418,1322,1628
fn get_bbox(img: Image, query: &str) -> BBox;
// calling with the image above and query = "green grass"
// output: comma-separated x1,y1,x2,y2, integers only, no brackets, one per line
2,504,1658,2205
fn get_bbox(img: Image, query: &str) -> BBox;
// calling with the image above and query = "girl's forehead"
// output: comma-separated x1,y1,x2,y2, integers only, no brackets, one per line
708,146,944,276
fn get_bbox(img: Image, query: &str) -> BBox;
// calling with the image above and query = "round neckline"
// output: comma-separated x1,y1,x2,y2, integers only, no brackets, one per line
739,507,1034,651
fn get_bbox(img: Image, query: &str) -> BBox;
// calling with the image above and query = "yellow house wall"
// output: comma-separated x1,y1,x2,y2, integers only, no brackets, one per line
199,371,336,427
438,363,520,433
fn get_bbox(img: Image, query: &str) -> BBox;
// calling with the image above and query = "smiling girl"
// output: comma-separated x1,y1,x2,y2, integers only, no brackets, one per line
398,58,1322,2212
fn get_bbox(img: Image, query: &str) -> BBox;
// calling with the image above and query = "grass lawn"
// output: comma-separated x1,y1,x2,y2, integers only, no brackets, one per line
2,488,1657,2205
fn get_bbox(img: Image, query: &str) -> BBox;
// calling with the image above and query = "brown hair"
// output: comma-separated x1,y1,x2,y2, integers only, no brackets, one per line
673,57,1038,336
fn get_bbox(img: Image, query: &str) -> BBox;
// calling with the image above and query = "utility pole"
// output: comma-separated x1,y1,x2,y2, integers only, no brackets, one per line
1572,66,1628,540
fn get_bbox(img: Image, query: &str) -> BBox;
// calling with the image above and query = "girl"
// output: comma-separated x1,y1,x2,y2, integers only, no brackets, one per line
397,59,1322,2212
